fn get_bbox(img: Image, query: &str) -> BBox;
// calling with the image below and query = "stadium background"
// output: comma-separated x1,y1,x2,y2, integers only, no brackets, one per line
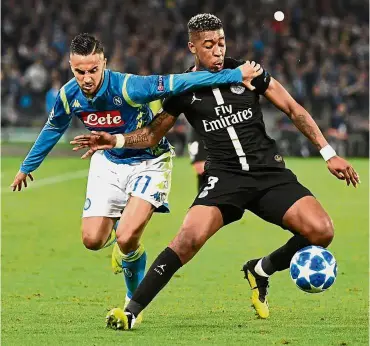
2,0,369,345
1,0,369,157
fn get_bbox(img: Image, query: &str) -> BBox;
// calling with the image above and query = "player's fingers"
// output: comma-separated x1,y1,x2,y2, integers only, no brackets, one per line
253,63,261,71
70,139,84,145
72,144,82,151
73,134,90,140
91,131,104,136
329,167,344,180
253,69,263,77
71,136,92,144
73,144,89,151
351,168,361,184
28,173,34,181
84,149,95,159
10,181,17,191
18,182,22,191
73,139,90,146
342,169,351,186
23,179,27,189
347,167,357,188
81,148,95,159
245,81,256,91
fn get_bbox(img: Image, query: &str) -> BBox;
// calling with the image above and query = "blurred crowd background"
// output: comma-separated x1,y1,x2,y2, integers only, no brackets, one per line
2,0,369,157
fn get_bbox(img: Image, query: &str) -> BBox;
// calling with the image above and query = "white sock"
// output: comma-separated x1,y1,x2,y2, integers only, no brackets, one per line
254,259,270,278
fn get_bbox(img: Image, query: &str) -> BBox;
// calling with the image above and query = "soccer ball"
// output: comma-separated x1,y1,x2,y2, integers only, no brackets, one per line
289,245,337,293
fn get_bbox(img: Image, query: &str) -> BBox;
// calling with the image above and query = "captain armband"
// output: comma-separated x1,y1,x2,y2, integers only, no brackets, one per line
251,70,271,94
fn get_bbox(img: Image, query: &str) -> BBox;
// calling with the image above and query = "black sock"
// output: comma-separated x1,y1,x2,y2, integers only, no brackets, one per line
261,234,311,275
197,173,207,192
125,247,183,317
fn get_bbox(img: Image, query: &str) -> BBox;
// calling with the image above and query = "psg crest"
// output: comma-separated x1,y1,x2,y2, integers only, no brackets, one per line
230,85,245,94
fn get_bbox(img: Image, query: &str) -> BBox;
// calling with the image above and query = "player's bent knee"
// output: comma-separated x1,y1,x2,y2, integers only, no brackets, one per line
304,216,334,247
116,232,141,254
82,233,106,251
170,226,206,264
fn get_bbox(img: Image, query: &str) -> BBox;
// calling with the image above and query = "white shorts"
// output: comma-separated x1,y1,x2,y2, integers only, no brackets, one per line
82,150,173,218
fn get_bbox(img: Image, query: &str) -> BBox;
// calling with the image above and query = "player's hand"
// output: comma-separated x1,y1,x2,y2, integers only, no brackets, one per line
10,171,34,192
326,156,360,188
239,61,264,91
70,131,117,159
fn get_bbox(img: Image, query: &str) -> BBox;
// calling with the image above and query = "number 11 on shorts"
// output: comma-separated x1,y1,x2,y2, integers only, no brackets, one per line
133,175,152,194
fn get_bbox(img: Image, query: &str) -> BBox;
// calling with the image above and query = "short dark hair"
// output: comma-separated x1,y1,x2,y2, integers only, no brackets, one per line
70,33,104,55
188,13,223,39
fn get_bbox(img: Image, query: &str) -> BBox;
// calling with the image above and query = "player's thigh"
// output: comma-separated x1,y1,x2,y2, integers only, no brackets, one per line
282,195,334,244
82,151,128,239
115,196,155,241
191,170,246,226
247,179,314,231
170,205,224,264
81,216,116,248
126,152,173,214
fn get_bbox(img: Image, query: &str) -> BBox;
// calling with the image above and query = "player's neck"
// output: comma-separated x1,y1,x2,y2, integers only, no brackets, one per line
194,62,206,72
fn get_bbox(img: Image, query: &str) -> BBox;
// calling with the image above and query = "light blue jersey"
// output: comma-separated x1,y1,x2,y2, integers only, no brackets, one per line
20,68,243,174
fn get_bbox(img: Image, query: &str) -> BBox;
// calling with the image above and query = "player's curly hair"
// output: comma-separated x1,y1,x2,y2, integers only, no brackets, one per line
188,13,223,39
70,33,104,55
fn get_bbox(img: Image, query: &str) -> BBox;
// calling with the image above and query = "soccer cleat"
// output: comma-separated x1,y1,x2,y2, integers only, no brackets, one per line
124,295,143,325
242,259,270,319
111,243,123,274
106,308,136,330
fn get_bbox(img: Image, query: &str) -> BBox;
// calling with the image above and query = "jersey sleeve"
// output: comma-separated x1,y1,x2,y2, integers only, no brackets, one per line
20,88,72,174
122,68,243,106
251,70,271,95
161,96,184,117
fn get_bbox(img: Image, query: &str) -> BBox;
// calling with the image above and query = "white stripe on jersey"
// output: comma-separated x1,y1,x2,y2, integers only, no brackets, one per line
211,88,250,171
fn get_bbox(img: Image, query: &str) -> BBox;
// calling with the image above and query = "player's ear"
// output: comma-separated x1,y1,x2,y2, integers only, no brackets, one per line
188,41,196,54
104,58,107,69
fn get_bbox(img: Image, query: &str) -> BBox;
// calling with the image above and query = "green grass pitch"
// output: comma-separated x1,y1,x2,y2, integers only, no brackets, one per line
2,156,369,345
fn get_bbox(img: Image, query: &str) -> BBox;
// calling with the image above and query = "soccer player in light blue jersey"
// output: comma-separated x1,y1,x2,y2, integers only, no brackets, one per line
10,33,261,323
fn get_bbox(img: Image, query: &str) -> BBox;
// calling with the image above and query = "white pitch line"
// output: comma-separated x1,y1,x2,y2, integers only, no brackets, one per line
2,169,88,194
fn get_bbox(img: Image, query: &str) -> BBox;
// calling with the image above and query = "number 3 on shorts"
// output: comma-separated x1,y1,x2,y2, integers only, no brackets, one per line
199,176,219,198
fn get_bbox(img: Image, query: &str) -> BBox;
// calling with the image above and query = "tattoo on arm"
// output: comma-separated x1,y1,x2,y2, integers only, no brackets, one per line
263,77,328,150
291,112,326,149
149,111,176,137
125,132,150,146
123,111,177,148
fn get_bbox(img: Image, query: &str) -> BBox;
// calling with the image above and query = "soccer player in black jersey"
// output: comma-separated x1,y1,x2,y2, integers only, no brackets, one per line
72,14,360,328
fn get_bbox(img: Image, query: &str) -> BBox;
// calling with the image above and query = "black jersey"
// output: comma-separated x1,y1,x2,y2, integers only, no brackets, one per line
188,128,208,164
162,57,285,172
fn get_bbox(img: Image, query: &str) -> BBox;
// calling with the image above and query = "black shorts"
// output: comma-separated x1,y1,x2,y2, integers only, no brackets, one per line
191,168,313,228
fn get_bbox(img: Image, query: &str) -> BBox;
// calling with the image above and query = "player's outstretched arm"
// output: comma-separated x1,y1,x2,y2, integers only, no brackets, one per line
264,77,360,187
70,110,177,159
10,91,72,192
123,61,263,105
